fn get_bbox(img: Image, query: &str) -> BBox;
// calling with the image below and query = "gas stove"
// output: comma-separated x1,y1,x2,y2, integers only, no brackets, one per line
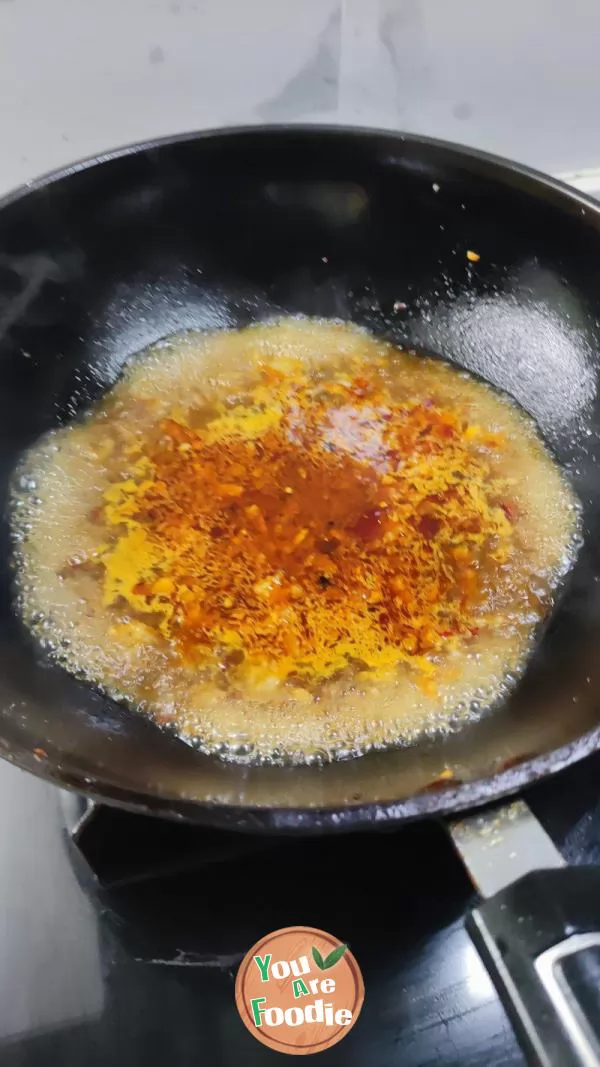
0,742,598,1067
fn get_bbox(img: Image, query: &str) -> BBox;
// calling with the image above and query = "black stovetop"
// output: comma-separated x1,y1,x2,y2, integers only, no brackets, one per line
2,751,600,1067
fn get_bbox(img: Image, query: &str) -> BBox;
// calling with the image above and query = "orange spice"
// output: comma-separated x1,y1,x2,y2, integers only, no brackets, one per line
95,360,516,689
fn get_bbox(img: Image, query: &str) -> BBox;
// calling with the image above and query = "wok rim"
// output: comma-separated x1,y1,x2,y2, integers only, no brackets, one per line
4,120,600,219
7,721,600,831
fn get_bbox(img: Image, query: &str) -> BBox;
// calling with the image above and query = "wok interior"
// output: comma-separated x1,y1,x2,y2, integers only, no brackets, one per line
0,127,600,826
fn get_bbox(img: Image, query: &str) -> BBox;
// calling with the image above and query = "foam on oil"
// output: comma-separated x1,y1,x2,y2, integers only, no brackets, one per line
10,318,581,765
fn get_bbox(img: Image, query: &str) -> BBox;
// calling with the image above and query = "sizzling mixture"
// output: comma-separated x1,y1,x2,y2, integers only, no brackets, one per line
11,318,580,764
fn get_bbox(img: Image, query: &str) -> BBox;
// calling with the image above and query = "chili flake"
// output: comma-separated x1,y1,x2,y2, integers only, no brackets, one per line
97,354,516,691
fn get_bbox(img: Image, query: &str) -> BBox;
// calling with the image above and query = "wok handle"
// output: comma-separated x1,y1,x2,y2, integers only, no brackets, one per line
466,868,600,1067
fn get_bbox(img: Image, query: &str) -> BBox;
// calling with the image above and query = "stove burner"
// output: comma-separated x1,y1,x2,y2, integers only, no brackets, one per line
59,792,275,888
59,790,475,980
55,752,600,993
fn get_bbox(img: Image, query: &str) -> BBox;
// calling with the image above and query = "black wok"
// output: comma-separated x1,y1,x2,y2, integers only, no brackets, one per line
3,126,600,1064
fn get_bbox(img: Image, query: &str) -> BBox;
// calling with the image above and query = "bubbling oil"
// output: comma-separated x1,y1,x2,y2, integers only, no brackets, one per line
11,318,581,765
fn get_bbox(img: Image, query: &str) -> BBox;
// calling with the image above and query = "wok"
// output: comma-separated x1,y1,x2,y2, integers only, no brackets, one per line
2,125,600,1064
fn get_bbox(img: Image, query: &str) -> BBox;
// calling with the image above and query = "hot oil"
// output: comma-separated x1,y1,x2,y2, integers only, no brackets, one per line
11,317,581,765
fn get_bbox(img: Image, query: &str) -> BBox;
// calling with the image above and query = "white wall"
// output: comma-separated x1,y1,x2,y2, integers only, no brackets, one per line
0,0,599,196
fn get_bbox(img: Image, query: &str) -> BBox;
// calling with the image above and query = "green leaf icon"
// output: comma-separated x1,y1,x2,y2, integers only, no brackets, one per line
322,943,348,969
312,946,326,970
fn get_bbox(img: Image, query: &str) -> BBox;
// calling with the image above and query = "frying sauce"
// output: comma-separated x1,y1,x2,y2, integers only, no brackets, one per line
11,318,581,764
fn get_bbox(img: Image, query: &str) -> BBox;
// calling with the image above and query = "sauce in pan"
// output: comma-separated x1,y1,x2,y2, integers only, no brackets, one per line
11,318,581,764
